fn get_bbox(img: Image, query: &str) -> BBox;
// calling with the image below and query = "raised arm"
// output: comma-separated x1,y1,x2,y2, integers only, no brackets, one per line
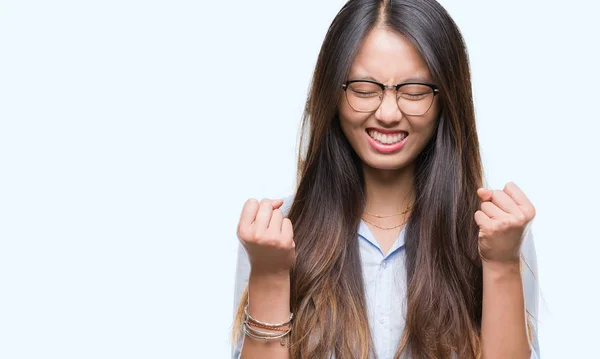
231,197,295,359
475,183,539,359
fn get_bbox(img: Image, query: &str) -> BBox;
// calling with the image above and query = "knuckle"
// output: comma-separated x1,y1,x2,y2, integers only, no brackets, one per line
253,229,265,241
515,212,528,224
237,223,251,238
259,198,272,206
265,237,280,247
243,198,258,212
283,238,295,249
259,230,277,244
272,231,283,241
493,189,502,197
246,198,258,206
528,205,537,219
237,226,247,240
499,218,512,228
490,222,502,233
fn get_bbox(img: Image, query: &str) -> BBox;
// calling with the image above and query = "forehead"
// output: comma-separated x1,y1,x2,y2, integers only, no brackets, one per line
349,27,432,83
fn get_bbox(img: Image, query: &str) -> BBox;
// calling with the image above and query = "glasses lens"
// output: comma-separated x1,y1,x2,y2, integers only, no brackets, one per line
346,82,382,112
397,84,435,116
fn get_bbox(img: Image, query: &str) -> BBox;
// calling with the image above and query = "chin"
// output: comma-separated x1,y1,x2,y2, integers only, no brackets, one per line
362,154,409,171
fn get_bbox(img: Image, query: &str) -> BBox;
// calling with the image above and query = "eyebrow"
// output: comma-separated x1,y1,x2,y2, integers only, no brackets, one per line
351,75,432,83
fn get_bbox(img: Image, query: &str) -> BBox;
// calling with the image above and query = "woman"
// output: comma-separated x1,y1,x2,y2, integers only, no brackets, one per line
231,0,540,358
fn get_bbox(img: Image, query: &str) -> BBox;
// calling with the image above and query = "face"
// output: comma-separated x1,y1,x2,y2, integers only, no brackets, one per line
338,27,440,171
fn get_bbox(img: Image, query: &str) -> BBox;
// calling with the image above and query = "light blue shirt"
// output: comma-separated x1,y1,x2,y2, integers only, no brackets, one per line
232,194,540,358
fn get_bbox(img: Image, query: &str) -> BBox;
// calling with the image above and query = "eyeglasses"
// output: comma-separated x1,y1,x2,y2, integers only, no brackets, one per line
341,80,440,115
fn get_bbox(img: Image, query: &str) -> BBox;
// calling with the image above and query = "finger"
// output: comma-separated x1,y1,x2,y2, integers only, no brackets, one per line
503,182,533,209
269,208,284,232
488,189,521,215
474,210,493,230
253,199,275,230
477,188,493,202
271,199,284,209
480,201,506,219
239,198,260,229
282,218,295,247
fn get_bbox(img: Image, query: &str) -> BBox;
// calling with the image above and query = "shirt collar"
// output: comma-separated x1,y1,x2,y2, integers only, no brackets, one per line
358,219,407,258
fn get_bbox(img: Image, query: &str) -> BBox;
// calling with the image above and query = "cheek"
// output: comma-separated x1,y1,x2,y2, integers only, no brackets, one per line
415,100,441,137
411,117,437,143
337,92,352,120
338,93,367,130
339,117,370,147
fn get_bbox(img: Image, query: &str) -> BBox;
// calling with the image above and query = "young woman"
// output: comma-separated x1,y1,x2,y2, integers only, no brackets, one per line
231,0,539,358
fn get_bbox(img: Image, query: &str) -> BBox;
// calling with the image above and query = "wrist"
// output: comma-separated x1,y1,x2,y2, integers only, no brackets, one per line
250,267,291,280
247,269,291,325
482,259,521,281
249,269,290,292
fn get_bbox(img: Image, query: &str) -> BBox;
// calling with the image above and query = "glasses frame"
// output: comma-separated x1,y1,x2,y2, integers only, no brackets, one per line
341,79,440,115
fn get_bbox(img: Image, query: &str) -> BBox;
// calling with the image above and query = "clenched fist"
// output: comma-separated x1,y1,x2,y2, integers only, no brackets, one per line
474,182,536,264
237,198,296,275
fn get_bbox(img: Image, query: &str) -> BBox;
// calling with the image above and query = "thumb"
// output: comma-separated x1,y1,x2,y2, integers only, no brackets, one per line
271,198,284,209
477,187,493,201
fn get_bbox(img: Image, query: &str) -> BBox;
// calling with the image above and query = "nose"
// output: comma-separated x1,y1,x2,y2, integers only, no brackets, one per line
375,88,402,123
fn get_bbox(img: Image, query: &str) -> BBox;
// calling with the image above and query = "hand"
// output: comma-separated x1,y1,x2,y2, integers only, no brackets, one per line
237,198,295,275
474,182,536,264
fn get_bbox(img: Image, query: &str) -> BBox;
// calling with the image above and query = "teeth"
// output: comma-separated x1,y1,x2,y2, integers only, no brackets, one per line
368,130,406,144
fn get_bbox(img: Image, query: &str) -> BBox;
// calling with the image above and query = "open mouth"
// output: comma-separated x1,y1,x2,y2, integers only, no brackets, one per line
366,129,408,145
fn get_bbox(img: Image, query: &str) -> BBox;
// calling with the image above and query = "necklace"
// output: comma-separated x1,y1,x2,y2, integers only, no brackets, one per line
363,202,414,218
362,200,414,230
361,215,408,230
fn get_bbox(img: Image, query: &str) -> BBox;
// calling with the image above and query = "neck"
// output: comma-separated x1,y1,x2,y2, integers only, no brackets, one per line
362,162,416,216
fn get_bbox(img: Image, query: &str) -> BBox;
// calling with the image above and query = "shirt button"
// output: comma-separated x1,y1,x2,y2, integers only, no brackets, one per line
381,260,387,268
379,317,385,324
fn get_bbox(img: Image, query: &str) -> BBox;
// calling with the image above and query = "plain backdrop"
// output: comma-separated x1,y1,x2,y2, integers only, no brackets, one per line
1,0,599,358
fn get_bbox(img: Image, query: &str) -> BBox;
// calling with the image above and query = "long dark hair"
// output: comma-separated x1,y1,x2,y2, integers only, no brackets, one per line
235,0,486,357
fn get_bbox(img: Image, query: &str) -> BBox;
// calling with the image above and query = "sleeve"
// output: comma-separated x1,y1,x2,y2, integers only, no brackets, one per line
521,224,541,359
231,241,251,359
231,193,296,359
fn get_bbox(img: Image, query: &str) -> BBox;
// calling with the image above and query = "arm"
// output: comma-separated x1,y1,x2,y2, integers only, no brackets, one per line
232,195,295,359
480,225,540,359
475,183,540,359
231,243,292,359
242,270,291,359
